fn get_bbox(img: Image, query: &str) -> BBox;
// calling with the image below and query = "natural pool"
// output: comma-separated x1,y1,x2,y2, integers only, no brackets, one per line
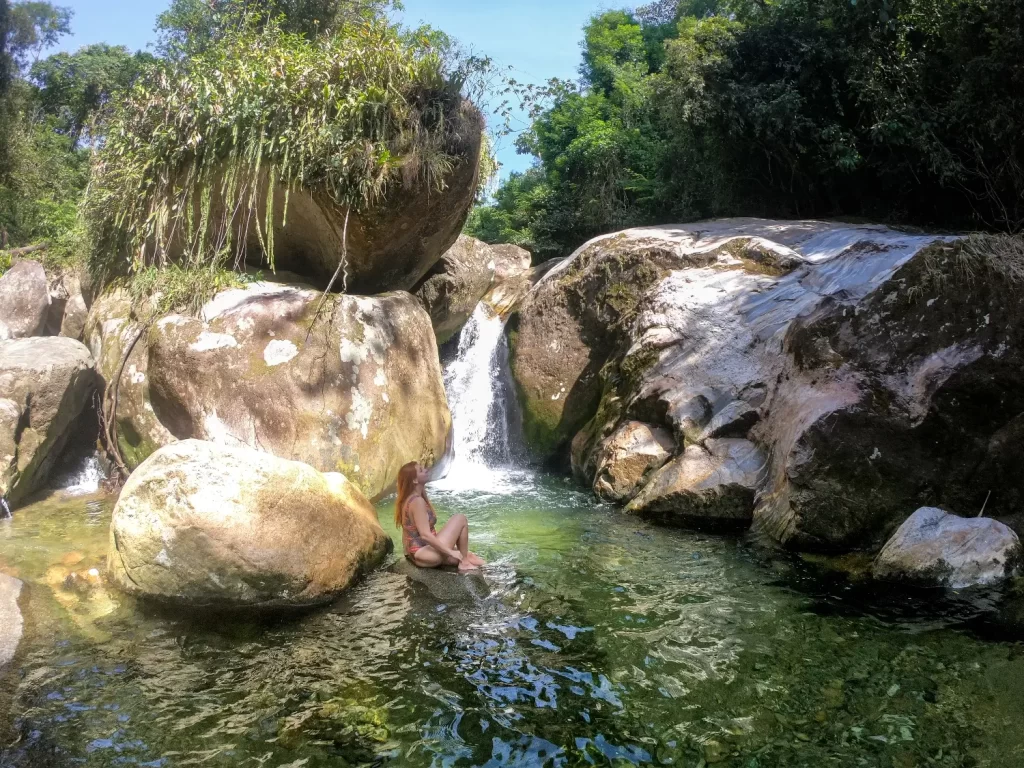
1,472,1023,767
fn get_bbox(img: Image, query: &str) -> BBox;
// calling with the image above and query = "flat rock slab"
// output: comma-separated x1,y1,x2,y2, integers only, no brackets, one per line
872,507,1022,588
389,558,491,605
0,573,24,671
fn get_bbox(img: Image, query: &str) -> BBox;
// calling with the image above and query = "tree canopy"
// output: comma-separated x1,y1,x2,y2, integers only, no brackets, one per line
468,0,1024,259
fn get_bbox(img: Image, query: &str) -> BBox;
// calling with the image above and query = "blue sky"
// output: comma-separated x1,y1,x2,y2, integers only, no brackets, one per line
59,0,613,178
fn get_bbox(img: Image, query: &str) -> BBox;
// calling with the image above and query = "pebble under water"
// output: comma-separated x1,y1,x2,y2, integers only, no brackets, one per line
1,473,1024,767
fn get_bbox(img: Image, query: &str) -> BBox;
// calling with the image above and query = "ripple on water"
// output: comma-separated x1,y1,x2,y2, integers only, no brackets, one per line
1,476,1023,767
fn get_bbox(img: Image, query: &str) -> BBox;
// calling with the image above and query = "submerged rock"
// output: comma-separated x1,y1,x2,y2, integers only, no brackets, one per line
511,220,1024,550
872,507,1021,588
107,440,392,608
0,261,51,339
389,558,490,605
413,235,497,344
0,337,97,503
87,281,451,500
0,573,23,672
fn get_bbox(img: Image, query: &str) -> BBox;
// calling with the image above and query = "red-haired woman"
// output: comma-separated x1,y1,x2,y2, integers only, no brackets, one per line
395,462,485,572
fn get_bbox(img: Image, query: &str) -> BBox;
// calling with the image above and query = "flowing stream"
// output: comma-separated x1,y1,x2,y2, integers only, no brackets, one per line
1,306,1024,767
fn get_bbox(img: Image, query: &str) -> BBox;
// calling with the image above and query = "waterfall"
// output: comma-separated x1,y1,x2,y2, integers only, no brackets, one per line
433,303,523,493
57,453,104,496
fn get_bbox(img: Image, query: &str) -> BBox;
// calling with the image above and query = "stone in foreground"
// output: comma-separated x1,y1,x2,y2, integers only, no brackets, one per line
107,440,392,609
0,337,96,503
0,261,51,339
872,507,1021,589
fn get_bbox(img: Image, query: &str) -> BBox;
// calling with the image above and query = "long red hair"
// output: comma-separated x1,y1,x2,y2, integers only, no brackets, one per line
394,461,432,527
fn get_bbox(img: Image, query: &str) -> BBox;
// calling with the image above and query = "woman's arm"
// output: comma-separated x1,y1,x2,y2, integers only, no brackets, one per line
410,499,462,562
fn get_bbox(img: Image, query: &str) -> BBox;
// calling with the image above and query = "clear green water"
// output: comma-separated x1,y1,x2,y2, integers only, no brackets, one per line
1,474,1023,767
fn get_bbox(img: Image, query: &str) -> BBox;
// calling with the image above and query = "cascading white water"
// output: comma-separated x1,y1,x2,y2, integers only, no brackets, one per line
432,303,524,494
58,453,104,496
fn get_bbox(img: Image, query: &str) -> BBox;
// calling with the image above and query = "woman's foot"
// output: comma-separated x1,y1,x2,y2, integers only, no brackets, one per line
458,560,481,572
467,552,486,567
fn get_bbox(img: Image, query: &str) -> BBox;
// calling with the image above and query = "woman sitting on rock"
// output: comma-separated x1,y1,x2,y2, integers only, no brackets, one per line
396,461,484,572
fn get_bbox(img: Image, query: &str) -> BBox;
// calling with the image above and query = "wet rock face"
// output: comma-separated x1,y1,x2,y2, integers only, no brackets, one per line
573,420,674,503
872,508,1021,588
512,220,1024,548
86,281,451,501
414,235,497,345
0,261,51,339
0,337,97,503
107,440,391,609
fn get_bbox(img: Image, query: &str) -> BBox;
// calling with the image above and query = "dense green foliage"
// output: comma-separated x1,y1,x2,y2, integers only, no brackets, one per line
468,0,1024,260
86,10,473,280
154,0,400,58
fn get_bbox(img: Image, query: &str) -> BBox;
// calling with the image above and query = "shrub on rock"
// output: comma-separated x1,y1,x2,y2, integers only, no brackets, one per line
85,16,483,294
107,440,392,609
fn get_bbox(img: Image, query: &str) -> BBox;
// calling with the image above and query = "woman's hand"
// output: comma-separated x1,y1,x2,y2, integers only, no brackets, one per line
448,549,464,563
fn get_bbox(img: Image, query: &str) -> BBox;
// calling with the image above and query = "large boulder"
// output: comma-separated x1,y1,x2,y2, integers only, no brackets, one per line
572,420,674,503
51,273,89,341
413,235,497,344
86,281,451,500
192,103,484,295
511,220,1024,550
0,337,96,503
0,261,51,339
872,507,1021,588
107,440,391,608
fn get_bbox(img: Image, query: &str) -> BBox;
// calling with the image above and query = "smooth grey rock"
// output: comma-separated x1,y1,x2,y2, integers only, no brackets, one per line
0,261,51,339
0,573,24,671
872,507,1021,588
626,439,766,529
0,337,96,503
513,219,1024,550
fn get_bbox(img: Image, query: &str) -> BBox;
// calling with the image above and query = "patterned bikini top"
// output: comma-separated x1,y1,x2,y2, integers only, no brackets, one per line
402,495,437,555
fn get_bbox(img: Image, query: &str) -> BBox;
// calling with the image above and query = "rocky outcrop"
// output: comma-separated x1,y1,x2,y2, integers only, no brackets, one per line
572,420,674,503
0,261,50,339
87,281,451,500
107,440,391,608
414,235,497,344
511,220,1024,550
0,337,97,503
626,439,765,529
872,507,1021,588
484,256,562,317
